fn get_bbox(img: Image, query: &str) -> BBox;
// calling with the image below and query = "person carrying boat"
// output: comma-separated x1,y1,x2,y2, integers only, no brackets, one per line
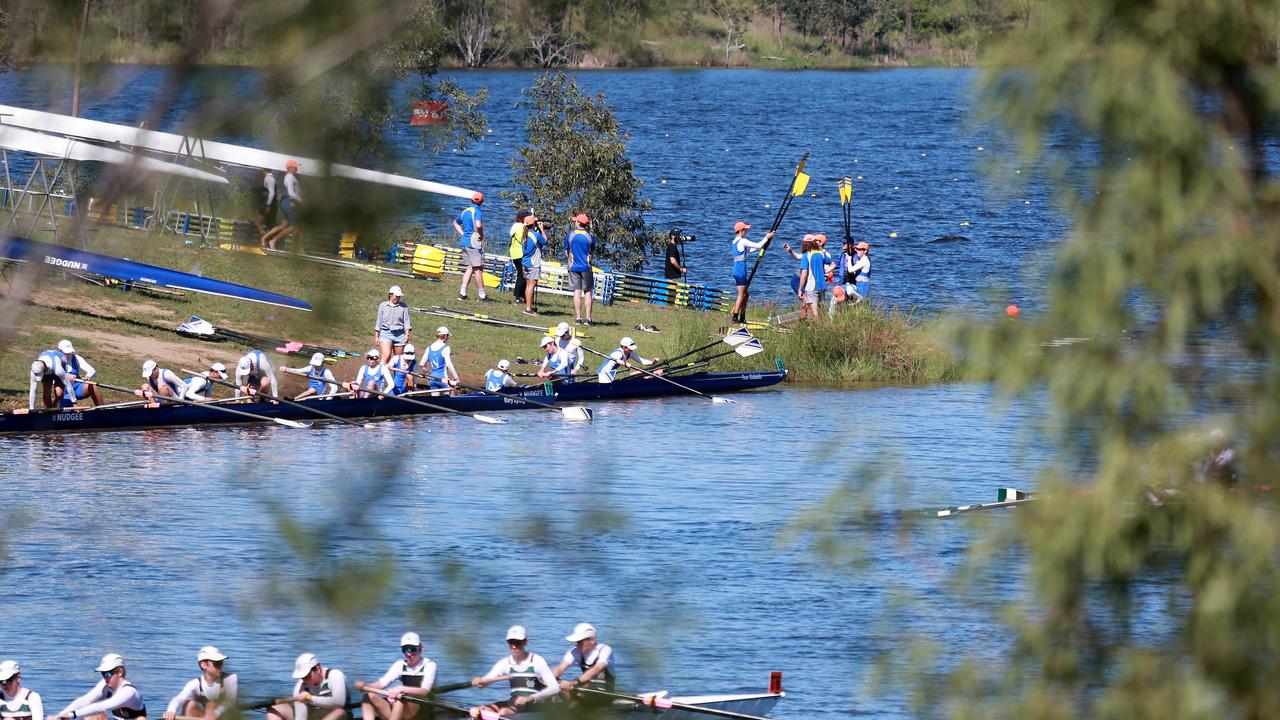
354,632,436,720
553,623,615,693
182,363,230,401
425,327,460,391
596,337,660,384
264,653,347,720
1,660,43,720
471,626,560,716
520,215,547,316
28,348,77,410
162,646,237,720
484,360,518,392
262,160,302,250
50,654,146,720
140,360,188,405
389,344,418,395
565,213,595,326
285,354,339,400
729,221,775,325
375,286,412,366
255,168,278,245
235,350,278,399
453,192,487,301
536,337,573,381
58,340,104,407
554,322,584,378
348,350,394,398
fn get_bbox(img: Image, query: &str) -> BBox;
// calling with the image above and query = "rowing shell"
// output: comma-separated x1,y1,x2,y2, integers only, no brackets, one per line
535,369,787,403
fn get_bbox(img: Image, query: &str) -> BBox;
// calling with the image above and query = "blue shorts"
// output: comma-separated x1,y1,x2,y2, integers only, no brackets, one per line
70,381,87,399
733,270,747,287
428,378,450,390
855,279,870,298
281,197,297,224
378,329,406,344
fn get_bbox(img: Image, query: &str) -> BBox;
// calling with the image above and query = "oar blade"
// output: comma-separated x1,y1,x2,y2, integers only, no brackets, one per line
562,406,594,422
473,414,507,425
734,338,765,357
711,396,735,404
792,170,810,196
724,327,754,346
275,418,313,429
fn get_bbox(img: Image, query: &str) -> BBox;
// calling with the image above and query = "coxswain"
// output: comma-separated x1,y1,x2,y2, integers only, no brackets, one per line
729,221,775,324
553,322,584,378
235,349,278,398
286,354,339,400
354,632,437,720
389,344,418,396
28,348,76,409
470,626,560,716
1,660,43,720
484,360,518,392
182,363,230,402
374,285,412,366
162,647,237,720
264,654,347,720
140,360,188,404
49,653,146,720
348,350,393,398
596,337,659,384
535,337,571,381
553,623,615,692
58,340,104,406
425,327,459,392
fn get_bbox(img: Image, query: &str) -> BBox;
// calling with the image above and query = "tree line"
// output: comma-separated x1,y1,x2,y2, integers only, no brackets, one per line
1,0,1033,69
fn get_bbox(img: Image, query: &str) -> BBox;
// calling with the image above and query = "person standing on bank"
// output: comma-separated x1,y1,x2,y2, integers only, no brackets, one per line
664,230,687,306
850,241,871,304
262,160,302,250
509,209,531,303
255,168,278,245
453,192,487,301
729,221,774,324
521,215,547,316
375,286,412,366
565,213,595,326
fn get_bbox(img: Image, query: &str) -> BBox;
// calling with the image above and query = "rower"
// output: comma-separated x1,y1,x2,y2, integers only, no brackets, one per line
484,360,518,392
58,340,104,406
554,623,615,692
162,646,237,720
264,653,347,720
141,360,188,404
347,349,393,399
425,327,459,392
553,322,584,378
182,363,230,402
596,337,660,384
1,660,43,720
28,349,76,410
235,349,278,399
535,337,571,381
354,632,437,720
389,344,418,396
288,354,339,400
50,653,147,720
470,626,559,716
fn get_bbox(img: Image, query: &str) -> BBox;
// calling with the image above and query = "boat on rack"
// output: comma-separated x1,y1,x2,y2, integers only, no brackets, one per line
540,367,787,403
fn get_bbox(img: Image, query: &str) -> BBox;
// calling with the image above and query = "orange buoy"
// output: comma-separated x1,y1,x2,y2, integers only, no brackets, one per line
1006,304,1020,318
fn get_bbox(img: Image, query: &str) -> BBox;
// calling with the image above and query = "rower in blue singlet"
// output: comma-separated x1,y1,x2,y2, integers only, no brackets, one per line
348,350,393,399
141,360,188,404
484,360,518,392
425,327,459,392
389,344,419,395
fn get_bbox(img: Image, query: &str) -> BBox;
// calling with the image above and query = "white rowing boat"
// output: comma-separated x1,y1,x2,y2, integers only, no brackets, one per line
0,104,475,199
0,124,229,184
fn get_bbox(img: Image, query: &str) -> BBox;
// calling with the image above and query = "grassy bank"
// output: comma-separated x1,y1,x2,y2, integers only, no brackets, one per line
0,224,960,409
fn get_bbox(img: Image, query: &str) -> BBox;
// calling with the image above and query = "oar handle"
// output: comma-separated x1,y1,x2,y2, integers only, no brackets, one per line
181,368,364,428
239,695,307,711
578,345,711,399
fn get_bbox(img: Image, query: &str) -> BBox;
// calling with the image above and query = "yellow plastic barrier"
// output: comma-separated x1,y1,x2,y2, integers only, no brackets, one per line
412,244,445,276
338,232,357,259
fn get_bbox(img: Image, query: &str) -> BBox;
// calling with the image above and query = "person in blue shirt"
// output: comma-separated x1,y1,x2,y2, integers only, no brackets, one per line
565,213,595,325
452,191,487,301
729,221,774,324
795,236,829,322
484,360,519,392
521,215,548,316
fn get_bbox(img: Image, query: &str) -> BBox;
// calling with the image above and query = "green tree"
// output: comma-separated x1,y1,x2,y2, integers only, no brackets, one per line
505,72,656,271
708,0,756,62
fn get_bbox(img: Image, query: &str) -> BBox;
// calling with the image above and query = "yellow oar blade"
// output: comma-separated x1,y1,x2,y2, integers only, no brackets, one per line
839,181,852,205
792,171,810,196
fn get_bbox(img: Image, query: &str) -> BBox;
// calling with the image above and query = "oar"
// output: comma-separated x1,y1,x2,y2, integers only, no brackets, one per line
579,345,735,404
742,153,809,293
454,380,593,422
237,696,308,712
652,328,755,371
839,175,853,241
185,368,374,429
571,688,774,720
361,678,493,699
360,686,472,717
93,381,312,429
664,337,766,373
935,488,1035,517
344,381,507,425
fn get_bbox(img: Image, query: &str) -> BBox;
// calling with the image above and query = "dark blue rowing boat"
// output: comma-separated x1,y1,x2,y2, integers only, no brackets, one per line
538,367,788,402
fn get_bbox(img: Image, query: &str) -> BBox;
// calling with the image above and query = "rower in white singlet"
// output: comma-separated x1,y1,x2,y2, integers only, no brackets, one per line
471,626,559,716
1,661,43,720
140,361,188,404
347,350,393,398
235,349,278,398
182,364,230,402
264,654,348,720
49,654,147,720
595,337,659,384
355,632,437,720
162,647,237,720
553,623,616,692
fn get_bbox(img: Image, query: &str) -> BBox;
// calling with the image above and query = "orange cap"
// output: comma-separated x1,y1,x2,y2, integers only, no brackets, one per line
855,241,869,251
815,233,827,243
472,192,484,204
572,213,589,224
285,159,299,170
733,221,751,233
802,233,816,243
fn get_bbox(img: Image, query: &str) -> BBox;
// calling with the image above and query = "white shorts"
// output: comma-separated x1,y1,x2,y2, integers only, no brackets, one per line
463,246,483,267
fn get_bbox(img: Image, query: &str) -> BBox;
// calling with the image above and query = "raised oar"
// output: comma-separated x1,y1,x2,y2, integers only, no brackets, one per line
742,153,809,294
346,382,506,425
93,381,312,428
572,688,774,720
652,327,755,371
454,380,593,422
184,368,373,429
664,337,766,374
579,344,735,404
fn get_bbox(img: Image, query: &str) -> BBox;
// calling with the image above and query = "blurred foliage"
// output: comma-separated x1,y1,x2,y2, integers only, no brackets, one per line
504,72,657,271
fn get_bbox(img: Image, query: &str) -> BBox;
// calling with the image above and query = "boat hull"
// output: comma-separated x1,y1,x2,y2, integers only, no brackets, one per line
546,370,786,402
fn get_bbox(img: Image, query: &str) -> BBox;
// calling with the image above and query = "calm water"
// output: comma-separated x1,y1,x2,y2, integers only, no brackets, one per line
0,67,1069,718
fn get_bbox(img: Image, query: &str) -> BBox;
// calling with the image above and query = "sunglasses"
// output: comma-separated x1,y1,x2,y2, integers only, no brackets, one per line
401,646,420,655
101,670,115,680
507,640,526,647
1,676,17,684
